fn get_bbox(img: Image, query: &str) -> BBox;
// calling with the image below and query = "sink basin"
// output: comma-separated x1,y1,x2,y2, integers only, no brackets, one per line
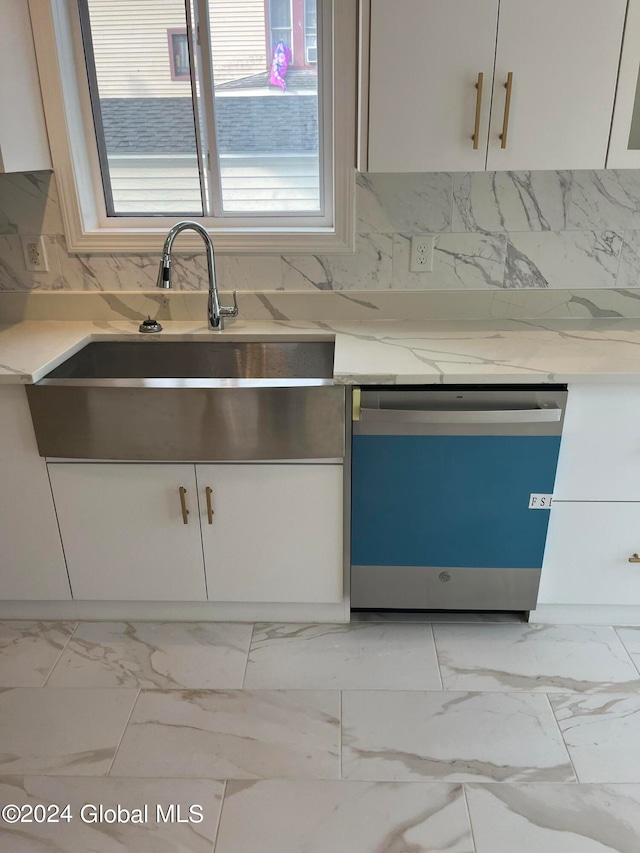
43,340,335,382
27,339,345,461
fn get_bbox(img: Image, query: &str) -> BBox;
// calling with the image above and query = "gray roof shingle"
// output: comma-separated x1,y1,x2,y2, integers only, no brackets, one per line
100,96,318,155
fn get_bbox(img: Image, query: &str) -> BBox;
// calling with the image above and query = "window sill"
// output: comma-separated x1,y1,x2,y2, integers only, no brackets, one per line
65,223,355,255
62,209,356,255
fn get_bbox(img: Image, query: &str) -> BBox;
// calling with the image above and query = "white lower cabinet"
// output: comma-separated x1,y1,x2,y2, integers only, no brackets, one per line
539,502,640,606
0,387,69,600
197,463,344,604
47,461,344,605
48,464,207,601
553,384,640,501
536,383,640,618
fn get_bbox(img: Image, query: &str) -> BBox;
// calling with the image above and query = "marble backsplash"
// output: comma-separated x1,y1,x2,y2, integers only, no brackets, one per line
2,169,640,295
4,287,640,323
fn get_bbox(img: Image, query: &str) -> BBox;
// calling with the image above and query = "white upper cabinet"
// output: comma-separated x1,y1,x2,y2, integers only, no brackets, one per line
0,0,51,173
608,0,640,167
367,0,499,172
487,0,626,171
365,0,626,173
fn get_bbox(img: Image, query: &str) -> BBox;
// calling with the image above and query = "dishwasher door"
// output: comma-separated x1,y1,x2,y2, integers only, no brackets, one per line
351,386,567,611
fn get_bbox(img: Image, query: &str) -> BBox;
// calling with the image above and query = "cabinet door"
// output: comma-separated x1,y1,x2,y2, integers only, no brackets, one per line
487,0,626,170
367,0,498,172
0,0,51,172
198,464,343,603
553,385,640,502
0,388,69,600
539,502,640,606
48,464,207,601
608,0,640,167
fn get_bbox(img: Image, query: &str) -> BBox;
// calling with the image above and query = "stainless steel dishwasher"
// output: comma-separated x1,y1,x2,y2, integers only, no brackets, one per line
350,385,567,612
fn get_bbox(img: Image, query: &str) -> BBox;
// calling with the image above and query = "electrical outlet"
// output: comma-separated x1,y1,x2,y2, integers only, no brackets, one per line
21,236,49,272
409,236,434,272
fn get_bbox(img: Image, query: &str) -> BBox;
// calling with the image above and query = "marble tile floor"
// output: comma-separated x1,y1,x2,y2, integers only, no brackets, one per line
0,619,639,851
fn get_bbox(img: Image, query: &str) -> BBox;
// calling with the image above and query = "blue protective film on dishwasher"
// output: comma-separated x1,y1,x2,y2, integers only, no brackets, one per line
351,434,562,569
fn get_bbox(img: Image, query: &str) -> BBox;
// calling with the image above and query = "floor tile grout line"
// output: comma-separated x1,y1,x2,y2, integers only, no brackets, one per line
612,626,640,679
106,688,141,777
543,691,580,783
210,779,227,853
430,622,444,690
241,623,256,688
462,783,479,853
41,620,80,688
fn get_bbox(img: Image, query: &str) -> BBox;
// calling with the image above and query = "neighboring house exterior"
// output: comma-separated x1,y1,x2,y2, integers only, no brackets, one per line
87,0,316,94
86,0,319,214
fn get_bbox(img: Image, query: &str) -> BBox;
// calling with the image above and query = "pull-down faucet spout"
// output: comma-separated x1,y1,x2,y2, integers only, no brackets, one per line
156,221,238,331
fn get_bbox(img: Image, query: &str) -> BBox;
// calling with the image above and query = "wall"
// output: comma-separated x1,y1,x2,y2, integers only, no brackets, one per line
2,169,640,294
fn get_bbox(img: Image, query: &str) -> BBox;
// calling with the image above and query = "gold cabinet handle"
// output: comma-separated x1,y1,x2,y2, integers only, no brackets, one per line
179,486,189,525
205,486,214,525
472,72,484,150
629,553,640,563
499,72,513,149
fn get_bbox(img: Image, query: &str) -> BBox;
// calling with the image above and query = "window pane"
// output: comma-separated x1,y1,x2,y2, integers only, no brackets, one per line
79,0,323,218
269,0,292,56
210,0,321,214
304,0,317,63
171,32,190,78
82,0,203,216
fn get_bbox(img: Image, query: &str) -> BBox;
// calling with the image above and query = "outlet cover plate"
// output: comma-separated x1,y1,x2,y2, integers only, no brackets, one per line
21,236,49,272
409,235,434,272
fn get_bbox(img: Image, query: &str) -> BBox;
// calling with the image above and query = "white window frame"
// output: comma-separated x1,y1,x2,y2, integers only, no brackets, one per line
28,0,356,254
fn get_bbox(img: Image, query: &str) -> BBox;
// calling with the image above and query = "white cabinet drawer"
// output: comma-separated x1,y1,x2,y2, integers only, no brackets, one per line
539,502,640,606
554,385,640,501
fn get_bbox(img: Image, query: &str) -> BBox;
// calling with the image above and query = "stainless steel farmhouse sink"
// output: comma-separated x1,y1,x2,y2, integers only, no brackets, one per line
26,340,345,461
40,340,336,382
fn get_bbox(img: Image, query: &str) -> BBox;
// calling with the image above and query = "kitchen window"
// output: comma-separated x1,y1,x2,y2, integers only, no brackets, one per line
29,0,356,253
168,30,190,80
304,0,317,64
268,0,293,60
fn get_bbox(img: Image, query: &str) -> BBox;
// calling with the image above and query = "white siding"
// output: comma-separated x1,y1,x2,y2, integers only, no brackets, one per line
209,0,269,84
107,155,320,214
87,0,267,97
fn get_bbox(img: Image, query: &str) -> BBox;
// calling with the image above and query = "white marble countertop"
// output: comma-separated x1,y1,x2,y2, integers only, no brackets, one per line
5,317,640,385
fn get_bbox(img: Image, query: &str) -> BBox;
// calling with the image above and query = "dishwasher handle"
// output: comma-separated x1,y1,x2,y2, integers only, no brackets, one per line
359,406,562,424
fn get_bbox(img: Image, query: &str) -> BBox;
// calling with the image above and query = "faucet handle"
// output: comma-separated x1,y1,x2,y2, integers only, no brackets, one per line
220,290,239,317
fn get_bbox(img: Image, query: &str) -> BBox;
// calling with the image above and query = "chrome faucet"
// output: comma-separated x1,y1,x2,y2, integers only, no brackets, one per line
156,221,238,331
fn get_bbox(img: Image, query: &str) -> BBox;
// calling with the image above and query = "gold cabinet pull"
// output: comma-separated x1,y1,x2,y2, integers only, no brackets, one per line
499,72,513,149
472,72,484,150
205,486,214,525
629,553,640,563
179,486,189,525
